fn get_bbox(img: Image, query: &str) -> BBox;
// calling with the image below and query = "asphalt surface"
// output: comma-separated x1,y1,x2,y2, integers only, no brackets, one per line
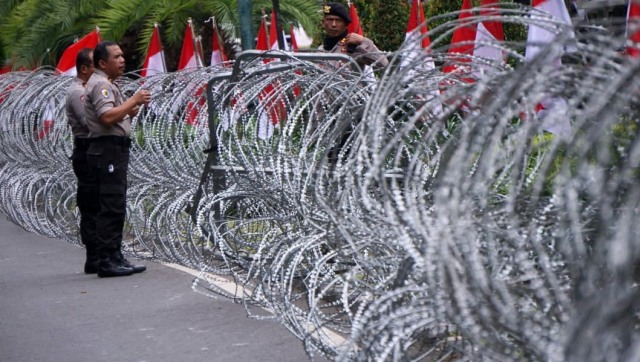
0,214,315,362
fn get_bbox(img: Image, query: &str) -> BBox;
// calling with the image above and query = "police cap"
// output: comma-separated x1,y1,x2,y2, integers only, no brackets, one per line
323,2,352,24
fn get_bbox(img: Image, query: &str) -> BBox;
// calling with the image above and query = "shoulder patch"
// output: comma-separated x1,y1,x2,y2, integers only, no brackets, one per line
101,88,110,98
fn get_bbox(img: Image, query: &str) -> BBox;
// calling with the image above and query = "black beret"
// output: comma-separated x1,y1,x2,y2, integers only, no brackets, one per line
323,2,351,24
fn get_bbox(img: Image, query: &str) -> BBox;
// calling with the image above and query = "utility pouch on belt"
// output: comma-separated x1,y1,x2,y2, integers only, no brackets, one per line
86,142,104,168
87,142,104,156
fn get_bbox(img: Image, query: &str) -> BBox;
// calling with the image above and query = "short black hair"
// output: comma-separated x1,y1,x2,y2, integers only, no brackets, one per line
75,48,93,73
93,41,118,68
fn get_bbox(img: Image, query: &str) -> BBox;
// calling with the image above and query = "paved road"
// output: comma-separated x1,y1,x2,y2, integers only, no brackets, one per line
0,214,315,362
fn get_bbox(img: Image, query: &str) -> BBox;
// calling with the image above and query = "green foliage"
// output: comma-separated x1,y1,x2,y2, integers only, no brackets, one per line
0,0,323,70
0,0,107,68
0,0,531,69
366,0,409,51
514,117,639,198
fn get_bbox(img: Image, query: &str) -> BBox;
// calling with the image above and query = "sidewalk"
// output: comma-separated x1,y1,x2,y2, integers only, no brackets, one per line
0,214,314,362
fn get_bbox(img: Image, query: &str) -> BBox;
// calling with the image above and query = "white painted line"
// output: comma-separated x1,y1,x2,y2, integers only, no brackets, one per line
161,261,348,347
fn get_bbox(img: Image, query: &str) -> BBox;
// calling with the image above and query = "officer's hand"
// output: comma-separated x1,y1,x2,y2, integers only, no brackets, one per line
128,105,140,118
344,33,364,46
133,89,152,106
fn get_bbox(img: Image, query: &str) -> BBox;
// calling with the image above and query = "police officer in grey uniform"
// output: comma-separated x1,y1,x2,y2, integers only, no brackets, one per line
320,2,389,70
65,48,99,274
84,41,151,278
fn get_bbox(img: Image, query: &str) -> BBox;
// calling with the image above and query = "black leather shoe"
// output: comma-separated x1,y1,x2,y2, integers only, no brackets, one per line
97,258,135,278
116,252,146,274
84,249,99,274
84,261,98,274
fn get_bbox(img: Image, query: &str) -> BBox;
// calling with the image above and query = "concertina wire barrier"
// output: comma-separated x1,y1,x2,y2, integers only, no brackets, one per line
1,5,640,361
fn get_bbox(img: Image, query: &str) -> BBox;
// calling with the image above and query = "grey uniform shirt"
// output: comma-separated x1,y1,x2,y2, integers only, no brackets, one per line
319,37,389,69
84,69,131,137
65,77,90,138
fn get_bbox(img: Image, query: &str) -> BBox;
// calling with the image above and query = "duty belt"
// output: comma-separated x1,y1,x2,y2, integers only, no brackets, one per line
91,135,132,147
73,138,92,148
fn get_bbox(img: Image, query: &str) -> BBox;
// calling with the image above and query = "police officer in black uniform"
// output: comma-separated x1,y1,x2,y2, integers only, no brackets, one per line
84,41,151,277
65,48,98,273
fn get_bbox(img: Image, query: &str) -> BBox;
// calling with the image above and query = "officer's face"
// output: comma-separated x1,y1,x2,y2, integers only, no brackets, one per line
82,54,95,78
102,45,125,79
323,15,347,38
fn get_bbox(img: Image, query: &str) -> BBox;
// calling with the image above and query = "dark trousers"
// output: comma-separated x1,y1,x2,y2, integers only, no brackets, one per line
86,136,131,259
71,138,99,252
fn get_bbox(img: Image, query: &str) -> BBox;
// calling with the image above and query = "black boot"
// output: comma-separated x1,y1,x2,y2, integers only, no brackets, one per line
84,245,99,274
97,254,135,278
116,251,146,273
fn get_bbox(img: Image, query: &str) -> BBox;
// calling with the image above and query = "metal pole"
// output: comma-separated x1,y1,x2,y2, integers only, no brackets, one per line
238,0,254,50
272,0,285,50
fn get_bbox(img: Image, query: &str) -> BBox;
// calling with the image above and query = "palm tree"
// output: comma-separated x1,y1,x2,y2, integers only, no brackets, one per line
97,0,322,70
0,0,108,69
0,0,323,70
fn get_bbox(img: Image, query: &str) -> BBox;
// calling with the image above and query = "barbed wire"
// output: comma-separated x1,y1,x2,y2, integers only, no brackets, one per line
1,6,639,361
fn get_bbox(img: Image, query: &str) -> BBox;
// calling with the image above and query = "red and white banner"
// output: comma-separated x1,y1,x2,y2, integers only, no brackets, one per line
141,24,166,77
56,29,101,76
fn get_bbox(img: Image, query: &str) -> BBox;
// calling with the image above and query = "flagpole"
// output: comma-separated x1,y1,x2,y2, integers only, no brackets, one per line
152,23,168,75
262,8,269,47
206,16,226,62
188,18,202,68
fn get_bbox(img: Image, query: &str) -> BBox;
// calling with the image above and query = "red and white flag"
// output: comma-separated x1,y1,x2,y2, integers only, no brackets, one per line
185,84,207,127
269,9,280,50
256,14,287,139
211,20,228,66
524,0,573,137
268,9,289,51
401,0,432,67
403,0,430,50
290,24,299,52
141,24,166,77
474,0,505,63
269,9,279,50
443,0,477,75
178,19,201,70
256,16,269,51
627,0,640,57
401,0,441,117
56,29,101,76
525,0,574,63
36,100,56,140
348,2,363,35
